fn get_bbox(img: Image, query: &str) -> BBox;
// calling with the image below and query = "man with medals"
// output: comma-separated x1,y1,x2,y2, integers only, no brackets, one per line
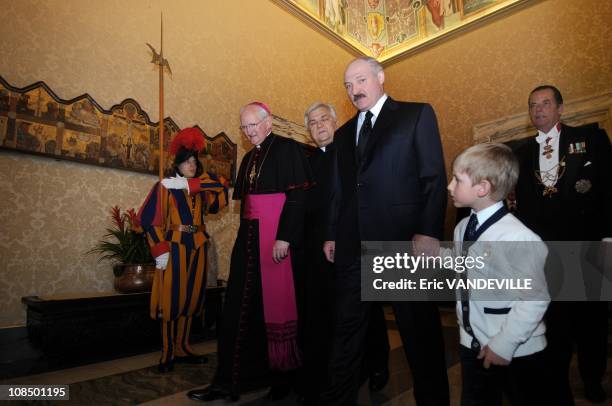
514,85,612,404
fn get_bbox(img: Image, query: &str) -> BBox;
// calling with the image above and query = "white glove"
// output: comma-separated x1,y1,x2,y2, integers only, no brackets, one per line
155,252,169,270
162,176,189,191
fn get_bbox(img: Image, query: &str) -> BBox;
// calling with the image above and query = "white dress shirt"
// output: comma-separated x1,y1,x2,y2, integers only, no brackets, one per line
535,122,562,187
355,94,388,145
469,201,505,236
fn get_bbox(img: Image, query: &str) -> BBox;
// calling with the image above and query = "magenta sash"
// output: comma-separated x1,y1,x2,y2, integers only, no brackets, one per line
243,193,301,371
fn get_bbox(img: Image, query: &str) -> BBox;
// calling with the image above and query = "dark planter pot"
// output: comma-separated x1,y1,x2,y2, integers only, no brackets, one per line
113,264,156,293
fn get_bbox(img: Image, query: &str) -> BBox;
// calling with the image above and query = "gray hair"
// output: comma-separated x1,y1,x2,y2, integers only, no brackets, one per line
303,102,337,127
351,56,383,74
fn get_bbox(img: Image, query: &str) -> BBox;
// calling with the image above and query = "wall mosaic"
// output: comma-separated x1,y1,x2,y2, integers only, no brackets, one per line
274,0,529,63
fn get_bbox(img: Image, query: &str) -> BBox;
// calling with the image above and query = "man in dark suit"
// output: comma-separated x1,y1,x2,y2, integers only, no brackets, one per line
514,85,612,404
298,102,390,404
321,57,449,405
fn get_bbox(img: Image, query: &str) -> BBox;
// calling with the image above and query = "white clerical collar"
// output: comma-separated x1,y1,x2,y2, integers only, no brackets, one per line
359,94,388,124
320,146,326,152
535,122,561,144
255,131,272,149
471,201,504,230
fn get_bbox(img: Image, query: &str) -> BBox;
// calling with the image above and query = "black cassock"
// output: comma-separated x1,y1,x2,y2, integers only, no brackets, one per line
213,133,312,394
297,145,390,400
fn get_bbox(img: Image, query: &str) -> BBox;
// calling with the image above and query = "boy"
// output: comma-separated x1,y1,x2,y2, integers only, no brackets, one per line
447,143,550,406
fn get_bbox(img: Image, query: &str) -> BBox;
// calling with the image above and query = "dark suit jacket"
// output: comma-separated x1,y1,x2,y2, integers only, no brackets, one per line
328,97,448,267
305,145,335,267
514,124,612,241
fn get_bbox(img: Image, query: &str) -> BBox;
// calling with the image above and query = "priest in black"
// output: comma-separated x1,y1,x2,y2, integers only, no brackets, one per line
298,102,390,404
514,85,612,405
187,102,312,402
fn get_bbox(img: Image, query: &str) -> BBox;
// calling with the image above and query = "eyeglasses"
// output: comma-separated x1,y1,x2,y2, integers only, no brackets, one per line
308,115,333,127
239,118,265,132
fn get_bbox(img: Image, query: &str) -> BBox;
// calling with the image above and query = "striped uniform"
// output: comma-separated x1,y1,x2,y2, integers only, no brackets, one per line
138,173,227,362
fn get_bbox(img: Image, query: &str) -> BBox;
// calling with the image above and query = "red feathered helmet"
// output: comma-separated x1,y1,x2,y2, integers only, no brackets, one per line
169,127,205,177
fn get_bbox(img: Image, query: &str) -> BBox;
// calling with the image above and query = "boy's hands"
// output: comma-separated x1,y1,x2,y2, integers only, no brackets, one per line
478,345,510,368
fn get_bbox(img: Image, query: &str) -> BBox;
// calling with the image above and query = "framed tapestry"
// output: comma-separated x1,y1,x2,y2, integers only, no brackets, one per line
0,76,237,184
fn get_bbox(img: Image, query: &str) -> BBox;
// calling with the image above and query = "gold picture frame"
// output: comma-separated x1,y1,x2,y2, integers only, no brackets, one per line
272,0,532,65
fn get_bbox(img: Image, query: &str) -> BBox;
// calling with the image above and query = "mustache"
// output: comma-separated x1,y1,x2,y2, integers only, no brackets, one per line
353,94,366,102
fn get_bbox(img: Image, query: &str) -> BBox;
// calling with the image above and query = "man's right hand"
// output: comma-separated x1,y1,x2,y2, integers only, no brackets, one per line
323,241,335,263
412,234,440,257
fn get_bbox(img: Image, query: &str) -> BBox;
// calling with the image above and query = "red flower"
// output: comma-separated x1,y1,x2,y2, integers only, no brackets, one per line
110,206,125,234
126,208,140,229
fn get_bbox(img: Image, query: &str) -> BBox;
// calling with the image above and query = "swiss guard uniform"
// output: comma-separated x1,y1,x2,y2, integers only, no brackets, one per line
137,128,227,373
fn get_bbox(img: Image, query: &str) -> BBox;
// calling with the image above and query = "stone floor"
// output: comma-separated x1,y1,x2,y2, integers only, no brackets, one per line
2,308,611,405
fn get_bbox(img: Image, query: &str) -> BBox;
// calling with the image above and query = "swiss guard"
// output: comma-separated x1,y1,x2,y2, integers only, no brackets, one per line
137,127,227,373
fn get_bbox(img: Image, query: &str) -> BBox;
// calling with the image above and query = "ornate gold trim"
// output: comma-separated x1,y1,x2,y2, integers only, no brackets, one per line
271,0,533,65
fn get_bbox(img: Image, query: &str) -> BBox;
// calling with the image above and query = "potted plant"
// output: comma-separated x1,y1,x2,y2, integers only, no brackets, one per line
88,206,155,293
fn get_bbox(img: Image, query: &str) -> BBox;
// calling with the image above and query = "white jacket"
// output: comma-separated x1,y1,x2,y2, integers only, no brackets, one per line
453,212,550,361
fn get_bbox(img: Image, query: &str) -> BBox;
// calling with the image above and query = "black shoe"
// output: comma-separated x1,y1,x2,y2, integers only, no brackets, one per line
266,384,292,401
187,384,239,402
584,382,606,403
175,354,208,364
157,360,174,373
368,369,389,392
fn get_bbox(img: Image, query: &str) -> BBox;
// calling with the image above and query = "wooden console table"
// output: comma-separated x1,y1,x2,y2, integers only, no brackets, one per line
21,286,224,357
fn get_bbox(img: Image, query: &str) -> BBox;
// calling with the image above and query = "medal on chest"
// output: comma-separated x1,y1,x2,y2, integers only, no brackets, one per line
542,137,554,159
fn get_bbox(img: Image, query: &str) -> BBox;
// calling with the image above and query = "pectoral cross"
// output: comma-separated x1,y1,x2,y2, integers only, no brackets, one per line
248,163,257,184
